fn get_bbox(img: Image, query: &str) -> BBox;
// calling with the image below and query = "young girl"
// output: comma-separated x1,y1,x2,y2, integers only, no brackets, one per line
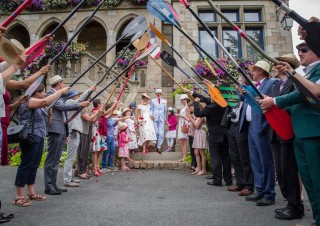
165,107,177,152
118,122,131,172
123,108,138,154
190,114,208,176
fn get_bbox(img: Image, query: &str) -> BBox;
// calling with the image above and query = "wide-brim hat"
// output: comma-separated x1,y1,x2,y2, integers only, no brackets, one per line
0,38,25,65
180,94,189,100
66,89,78,99
49,75,63,86
155,88,163,94
122,108,131,115
275,54,300,69
142,93,150,99
248,60,270,74
112,110,119,115
118,122,128,131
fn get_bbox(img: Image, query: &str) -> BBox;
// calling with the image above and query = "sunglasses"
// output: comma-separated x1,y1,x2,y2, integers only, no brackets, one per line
298,47,309,53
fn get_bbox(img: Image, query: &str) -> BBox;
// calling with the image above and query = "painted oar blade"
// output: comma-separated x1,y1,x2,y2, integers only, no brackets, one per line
25,75,45,96
149,22,167,44
164,1,179,20
122,15,146,37
242,85,262,112
21,38,50,70
147,0,176,26
160,50,177,67
218,82,240,108
207,84,228,107
137,43,158,61
265,106,294,140
290,74,320,113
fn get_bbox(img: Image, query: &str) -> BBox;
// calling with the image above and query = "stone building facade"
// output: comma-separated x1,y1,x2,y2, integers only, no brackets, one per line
0,0,293,107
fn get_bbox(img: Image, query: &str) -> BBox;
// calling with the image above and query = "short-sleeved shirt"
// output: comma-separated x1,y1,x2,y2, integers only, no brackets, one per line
81,107,91,135
19,102,48,137
106,118,117,137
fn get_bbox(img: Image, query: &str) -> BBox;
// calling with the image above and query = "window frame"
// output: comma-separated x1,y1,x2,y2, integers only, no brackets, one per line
198,27,219,57
221,9,240,22
198,10,217,22
244,9,262,22
222,27,242,58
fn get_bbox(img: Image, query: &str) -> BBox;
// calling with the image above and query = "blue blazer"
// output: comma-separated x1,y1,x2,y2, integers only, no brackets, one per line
239,78,277,133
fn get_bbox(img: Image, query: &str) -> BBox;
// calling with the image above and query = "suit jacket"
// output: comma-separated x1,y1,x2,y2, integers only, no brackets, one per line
193,92,226,142
47,88,81,135
239,78,277,134
150,98,167,122
269,79,295,143
276,63,320,139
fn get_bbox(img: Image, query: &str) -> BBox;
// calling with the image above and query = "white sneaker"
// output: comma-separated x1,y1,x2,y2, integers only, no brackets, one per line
101,168,107,173
64,182,80,187
111,167,118,172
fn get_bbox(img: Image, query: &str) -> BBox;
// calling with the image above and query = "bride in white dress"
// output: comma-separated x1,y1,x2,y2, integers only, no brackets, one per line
137,93,157,154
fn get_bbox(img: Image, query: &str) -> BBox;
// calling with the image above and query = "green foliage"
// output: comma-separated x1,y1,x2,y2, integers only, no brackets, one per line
184,149,212,172
171,84,193,99
10,151,21,166
39,151,47,169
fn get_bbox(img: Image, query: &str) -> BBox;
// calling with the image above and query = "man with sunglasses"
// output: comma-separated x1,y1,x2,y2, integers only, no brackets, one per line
260,42,320,226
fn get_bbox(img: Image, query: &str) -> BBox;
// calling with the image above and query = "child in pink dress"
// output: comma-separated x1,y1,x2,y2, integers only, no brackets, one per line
118,122,131,172
165,107,177,152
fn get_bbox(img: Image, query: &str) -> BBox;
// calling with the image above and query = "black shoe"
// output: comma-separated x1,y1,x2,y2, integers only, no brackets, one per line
55,187,68,192
256,197,275,206
45,189,62,195
206,175,213,180
275,206,289,214
245,193,263,202
225,182,233,186
207,181,222,187
275,208,304,220
0,219,10,224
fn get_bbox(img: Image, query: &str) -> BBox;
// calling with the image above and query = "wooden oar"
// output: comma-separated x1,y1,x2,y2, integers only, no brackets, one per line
149,23,227,108
148,0,294,140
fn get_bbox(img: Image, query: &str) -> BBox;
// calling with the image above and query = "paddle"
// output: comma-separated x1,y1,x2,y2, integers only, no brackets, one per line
26,0,106,98
20,0,87,70
64,43,157,125
1,0,33,27
270,0,320,58
148,0,294,140
149,23,227,108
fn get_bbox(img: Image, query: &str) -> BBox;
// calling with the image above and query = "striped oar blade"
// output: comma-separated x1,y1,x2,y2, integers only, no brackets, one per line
25,75,45,96
218,82,240,108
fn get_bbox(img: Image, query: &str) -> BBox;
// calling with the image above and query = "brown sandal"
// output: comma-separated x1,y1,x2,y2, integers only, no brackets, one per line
27,194,46,201
13,198,31,207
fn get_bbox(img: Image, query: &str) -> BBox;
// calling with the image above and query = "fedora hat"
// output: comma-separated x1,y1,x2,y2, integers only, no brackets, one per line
155,89,163,94
248,61,270,74
275,54,300,69
0,38,25,65
142,93,150,99
49,75,63,86
180,94,189,100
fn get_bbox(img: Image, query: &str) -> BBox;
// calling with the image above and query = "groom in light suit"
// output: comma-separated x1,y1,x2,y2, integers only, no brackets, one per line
150,89,167,153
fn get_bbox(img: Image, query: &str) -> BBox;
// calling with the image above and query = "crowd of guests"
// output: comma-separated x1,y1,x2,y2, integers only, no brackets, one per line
1,17,320,226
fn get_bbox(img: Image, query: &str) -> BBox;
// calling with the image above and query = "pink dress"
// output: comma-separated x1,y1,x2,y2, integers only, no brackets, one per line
192,118,208,149
118,131,130,158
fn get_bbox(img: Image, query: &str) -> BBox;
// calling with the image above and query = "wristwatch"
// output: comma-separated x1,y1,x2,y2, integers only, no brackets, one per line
291,70,297,75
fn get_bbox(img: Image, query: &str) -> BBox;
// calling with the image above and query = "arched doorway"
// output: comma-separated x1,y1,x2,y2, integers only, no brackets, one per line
116,19,135,54
41,23,68,41
78,21,107,60
6,24,30,48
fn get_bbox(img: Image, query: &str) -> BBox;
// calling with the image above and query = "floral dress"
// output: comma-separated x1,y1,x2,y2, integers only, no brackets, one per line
124,118,138,150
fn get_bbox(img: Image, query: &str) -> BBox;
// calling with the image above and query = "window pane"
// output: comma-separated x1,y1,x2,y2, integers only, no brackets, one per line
244,10,261,22
246,28,264,58
199,11,216,22
222,29,241,58
221,10,239,22
199,29,217,57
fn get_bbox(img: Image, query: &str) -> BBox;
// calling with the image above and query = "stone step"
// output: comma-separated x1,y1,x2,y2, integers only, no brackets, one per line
130,152,182,161
127,160,191,170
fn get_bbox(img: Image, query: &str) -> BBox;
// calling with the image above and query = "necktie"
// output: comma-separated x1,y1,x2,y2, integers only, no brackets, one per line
280,80,286,92
158,98,160,104
255,81,260,87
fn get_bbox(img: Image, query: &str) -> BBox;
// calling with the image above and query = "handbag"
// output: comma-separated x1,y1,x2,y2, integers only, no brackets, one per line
8,109,35,145
181,122,189,133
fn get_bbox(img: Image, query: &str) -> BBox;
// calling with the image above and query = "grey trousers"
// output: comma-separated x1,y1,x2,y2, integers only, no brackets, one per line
63,130,80,183
45,132,65,191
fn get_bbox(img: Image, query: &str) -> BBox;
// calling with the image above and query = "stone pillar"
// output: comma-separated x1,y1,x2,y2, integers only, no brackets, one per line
106,30,116,66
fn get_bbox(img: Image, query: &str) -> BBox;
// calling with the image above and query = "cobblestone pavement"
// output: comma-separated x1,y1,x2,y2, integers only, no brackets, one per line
0,166,314,226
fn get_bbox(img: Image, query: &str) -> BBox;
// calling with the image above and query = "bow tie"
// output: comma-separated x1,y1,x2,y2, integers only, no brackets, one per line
255,82,261,87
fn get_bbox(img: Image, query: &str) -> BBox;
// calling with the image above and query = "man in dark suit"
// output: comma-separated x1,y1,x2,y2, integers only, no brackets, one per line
269,54,304,220
224,77,254,196
45,75,90,195
184,85,232,186
239,61,277,206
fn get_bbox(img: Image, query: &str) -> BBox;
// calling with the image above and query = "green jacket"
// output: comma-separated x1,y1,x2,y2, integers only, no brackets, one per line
276,63,320,139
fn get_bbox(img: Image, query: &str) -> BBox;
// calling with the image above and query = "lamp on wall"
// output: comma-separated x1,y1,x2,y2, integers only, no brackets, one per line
281,13,294,31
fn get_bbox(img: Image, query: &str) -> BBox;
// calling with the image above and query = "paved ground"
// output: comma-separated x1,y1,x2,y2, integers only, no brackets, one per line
0,166,314,226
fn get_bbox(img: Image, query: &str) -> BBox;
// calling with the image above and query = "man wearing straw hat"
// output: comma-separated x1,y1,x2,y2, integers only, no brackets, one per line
150,88,167,153
269,54,304,220
241,61,277,206
260,41,320,226
44,75,90,195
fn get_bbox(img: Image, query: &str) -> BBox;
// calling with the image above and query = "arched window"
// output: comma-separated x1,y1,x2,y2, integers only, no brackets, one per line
41,22,67,41
116,19,135,54
6,24,30,48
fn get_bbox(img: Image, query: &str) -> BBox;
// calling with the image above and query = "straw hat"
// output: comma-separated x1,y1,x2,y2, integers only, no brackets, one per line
0,38,25,65
248,61,270,74
275,54,300,69
155,88,163,94
142,93,150,99
180,94,189,100
122,108,131,115
118,122,128,131
112,110,118,115
49,75,63,86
